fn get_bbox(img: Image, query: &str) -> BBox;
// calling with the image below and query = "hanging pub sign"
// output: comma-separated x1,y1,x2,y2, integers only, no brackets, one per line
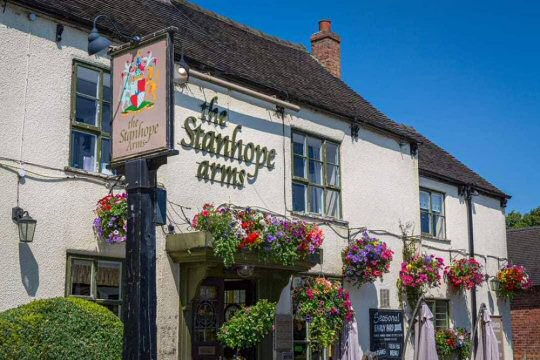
110,27,177,164
369,309,404,359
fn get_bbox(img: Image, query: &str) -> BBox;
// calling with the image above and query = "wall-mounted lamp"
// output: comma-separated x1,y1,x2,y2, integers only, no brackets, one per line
489,277,501,292
88,15,112,55
12,207,37,243
175,54,190,85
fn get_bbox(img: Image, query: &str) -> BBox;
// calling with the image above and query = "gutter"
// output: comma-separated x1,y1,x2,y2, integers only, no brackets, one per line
461,185,479,351
419,169,511,206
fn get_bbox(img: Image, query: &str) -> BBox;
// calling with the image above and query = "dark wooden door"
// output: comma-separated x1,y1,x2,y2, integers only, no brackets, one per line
192,278,256,360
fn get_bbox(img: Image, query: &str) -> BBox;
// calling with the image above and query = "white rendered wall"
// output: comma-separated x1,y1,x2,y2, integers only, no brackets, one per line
419,177,512,360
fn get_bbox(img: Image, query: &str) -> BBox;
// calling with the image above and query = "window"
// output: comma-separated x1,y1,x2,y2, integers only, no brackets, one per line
70,62,113,174
425,299,449,330
420,189,446,239
379,289,390,308
66,254,123,317
292,131,341,218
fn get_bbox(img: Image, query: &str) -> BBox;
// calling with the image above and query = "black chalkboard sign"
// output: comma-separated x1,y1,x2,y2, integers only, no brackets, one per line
369,309,404,359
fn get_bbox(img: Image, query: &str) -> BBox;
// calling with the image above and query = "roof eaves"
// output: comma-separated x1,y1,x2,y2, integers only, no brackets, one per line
419,168,511,201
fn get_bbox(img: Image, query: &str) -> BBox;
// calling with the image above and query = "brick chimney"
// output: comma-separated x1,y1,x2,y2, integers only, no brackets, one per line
311,20,341,78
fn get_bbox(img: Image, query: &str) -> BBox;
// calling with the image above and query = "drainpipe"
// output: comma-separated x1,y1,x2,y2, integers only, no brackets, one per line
463,184,478,346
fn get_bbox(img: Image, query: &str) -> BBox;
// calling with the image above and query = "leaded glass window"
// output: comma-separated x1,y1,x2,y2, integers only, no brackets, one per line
70,62,113,174
292,131,341,218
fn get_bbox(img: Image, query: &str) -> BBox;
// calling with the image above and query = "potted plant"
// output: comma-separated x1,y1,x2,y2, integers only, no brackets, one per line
217,299,276,359
435,328,471,360
495,264,532,299
342,231,394,287
191,204,324,267
293,277,354,350
93,193,128,244
444,258,484,292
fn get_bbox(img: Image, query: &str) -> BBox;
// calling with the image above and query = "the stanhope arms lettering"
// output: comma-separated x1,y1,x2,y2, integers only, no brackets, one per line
119,119,160,151
181,120,276,186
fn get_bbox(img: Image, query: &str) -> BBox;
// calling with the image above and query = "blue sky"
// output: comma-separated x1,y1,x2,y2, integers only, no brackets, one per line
193,0,540,213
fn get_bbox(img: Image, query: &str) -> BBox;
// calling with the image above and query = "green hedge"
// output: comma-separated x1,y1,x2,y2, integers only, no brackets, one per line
0,297,123,360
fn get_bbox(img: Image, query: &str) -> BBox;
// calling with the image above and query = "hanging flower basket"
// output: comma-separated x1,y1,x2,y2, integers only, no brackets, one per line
435,328,472,360
217,299,276,353
192,204,324,267
293,277,354,350
398,253,444,307
444,258,484,292
342,231,394,287
399,253,444,289
495,264,532,299
93,193,128,244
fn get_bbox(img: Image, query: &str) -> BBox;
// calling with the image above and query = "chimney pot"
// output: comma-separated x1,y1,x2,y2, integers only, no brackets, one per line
311,19,341,78
319,20,332,32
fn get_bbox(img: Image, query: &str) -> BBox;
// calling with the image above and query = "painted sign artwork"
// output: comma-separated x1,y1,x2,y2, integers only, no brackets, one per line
111,33,173,163
119,50,159,114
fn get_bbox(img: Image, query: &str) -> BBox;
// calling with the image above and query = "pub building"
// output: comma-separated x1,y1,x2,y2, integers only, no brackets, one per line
0,1,514,359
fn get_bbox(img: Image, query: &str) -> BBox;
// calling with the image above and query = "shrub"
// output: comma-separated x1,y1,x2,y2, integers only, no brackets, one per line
0,297,123,360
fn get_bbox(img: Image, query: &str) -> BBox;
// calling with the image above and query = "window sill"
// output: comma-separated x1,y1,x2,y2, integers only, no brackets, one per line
289,211,349,227
421,234,450,243
64,166,124,182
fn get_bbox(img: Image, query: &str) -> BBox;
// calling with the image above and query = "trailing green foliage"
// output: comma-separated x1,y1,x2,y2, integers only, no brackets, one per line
218,299,276,351
0,297,123,360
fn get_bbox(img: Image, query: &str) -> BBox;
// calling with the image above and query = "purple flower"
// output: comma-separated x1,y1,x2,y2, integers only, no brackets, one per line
267,235,277,243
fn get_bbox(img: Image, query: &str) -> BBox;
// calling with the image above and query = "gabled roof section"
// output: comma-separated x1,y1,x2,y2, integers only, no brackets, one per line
400,125,509,199
11,0,509,201
12,0,414,141
507,226,540,285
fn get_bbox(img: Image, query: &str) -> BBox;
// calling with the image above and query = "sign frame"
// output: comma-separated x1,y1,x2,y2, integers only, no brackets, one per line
109,27,178,167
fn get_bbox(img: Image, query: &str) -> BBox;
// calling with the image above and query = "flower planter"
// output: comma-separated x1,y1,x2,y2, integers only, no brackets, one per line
166,231,322,272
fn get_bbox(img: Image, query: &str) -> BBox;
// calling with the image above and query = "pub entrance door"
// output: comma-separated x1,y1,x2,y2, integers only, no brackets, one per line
192,278,257,360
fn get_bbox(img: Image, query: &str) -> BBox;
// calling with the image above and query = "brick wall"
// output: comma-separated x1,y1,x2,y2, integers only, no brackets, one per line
511,286,540,360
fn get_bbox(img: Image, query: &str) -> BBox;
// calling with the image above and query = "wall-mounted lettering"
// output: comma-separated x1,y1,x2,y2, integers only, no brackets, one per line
180,96,277,187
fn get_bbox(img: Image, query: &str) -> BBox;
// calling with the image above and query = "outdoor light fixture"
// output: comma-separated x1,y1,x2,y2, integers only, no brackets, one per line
88,15,112,55
489,277,501,292
176,53,190,85
237,265,255,278
12,207,37,243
